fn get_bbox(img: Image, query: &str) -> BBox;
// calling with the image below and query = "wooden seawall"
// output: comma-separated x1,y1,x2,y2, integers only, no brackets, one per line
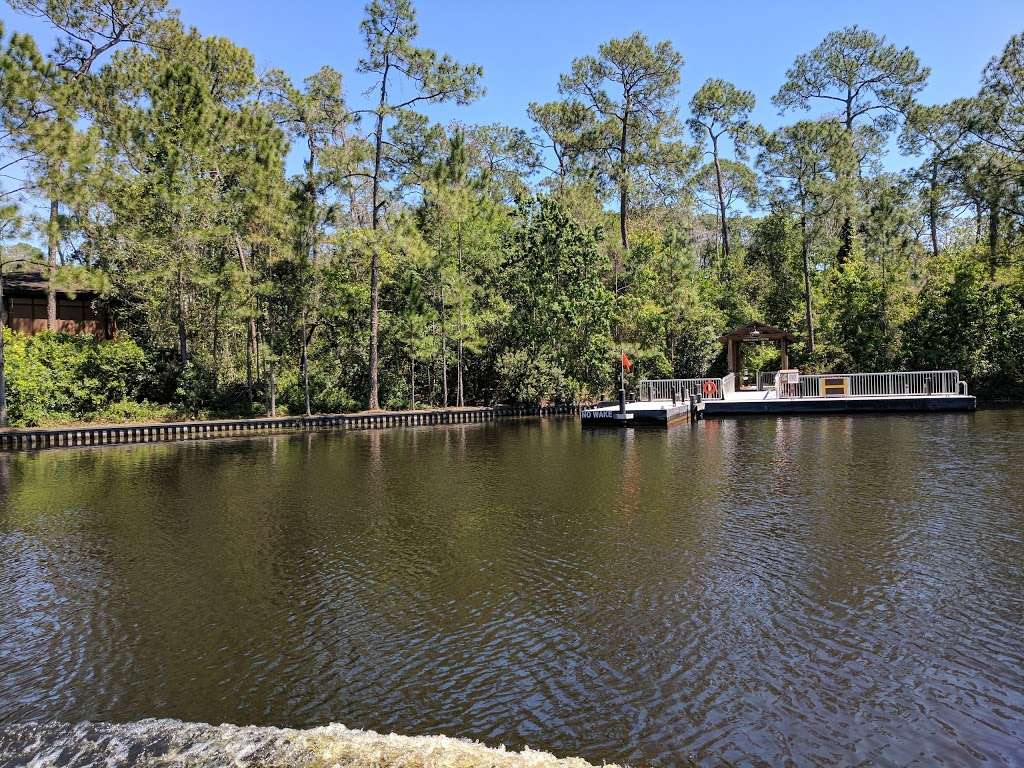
0,404,579,451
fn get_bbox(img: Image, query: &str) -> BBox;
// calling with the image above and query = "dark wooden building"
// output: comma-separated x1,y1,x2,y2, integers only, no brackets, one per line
1,271,114,339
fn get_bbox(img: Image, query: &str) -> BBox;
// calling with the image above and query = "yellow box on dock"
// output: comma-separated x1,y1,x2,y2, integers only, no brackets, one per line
820,376,850,397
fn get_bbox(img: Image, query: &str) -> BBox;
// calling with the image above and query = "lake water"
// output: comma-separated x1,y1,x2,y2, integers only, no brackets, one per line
1,411,1022,766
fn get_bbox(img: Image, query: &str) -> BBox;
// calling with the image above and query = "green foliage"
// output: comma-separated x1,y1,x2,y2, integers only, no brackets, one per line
773,25,929,133
984,278,1024,398
666,298,722,379
494,348,572,404
91,399,176,424
688,79,756,149
2,329,149,425
357,0,485,407
557,31,690,250
498,196,613,401
687,78,757,259
979,32,1024,158
3,3,1024,419
906,255,1024,398
817,261,910,372
746,212,803,329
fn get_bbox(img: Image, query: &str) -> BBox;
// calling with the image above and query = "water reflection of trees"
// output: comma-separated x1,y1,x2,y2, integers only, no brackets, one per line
1,414,1021,761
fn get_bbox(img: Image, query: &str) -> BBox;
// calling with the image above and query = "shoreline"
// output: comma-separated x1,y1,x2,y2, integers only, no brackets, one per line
2,398,1020,452
0,719,625,768
0,404,581,451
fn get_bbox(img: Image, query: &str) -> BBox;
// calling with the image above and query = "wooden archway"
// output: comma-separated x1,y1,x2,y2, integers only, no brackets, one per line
719,323,798,381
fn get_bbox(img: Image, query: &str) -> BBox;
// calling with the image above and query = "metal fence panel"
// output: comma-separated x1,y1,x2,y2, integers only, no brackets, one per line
637,378,726,400
789,370,960,398
639,370,962,401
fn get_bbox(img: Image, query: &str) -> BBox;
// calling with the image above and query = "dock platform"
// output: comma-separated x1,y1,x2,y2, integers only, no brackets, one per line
702,390,976,416
581,400,696,428
604,370,980,427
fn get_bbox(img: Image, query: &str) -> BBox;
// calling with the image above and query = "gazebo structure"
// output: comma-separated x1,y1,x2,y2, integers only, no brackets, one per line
719,322,797,386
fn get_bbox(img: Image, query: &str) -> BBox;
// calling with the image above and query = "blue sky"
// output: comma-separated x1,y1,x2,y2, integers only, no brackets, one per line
3,0,1023,175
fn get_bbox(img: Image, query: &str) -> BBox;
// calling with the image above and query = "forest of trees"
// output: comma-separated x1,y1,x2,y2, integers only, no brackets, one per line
1,0,1023,426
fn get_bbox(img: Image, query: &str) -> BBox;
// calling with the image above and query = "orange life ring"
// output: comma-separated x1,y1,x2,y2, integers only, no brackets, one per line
702,380,718,397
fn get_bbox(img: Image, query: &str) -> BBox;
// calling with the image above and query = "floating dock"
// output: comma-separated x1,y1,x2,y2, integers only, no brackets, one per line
595,370,979,428
581,400,697,428
702,390,976,416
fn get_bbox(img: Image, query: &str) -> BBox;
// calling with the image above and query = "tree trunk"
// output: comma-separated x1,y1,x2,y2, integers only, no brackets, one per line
176,266,189,365
837,217,854,266
47,198,59,330
800,209,815,354
269,364,277,417
254,305,262,389
457,338,464,407
837,96,855,266
243,323,252,399
988,191,1000,280
266,302,277,417
618,108,630,251
211,291,222,390
456,222,465,407
618,185,628,252
929,160,940,259
711,134,730,259
233,235,257,402
367,62,389,411
410,358,416,409
0,266,8,427
300,310,312,417
369,243,381,409
440,282,448,408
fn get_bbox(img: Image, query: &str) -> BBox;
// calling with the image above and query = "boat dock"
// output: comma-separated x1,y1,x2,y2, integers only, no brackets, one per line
581,399,697,428
701,387,976,416
582,370,975,428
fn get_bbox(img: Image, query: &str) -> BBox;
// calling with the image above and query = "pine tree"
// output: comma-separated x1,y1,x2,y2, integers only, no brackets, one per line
774,26,929,264
357,0,483,409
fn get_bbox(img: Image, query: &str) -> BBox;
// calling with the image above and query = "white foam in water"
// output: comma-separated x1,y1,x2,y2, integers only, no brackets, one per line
0,719,622,768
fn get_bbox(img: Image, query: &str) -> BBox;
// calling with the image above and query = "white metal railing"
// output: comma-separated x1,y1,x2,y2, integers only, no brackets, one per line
640,370,965,402
757,371,778,391
721,372,736,398
637,377,726,400
777,370,962,399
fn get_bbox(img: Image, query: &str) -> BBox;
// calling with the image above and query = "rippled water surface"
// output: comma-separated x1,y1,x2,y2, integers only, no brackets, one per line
1,411,1023,766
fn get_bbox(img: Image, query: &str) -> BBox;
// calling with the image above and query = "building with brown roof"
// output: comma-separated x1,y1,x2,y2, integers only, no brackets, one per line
1,271,114,339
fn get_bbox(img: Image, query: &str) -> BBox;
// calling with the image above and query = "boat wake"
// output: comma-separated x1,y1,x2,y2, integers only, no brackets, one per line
0,719,619,768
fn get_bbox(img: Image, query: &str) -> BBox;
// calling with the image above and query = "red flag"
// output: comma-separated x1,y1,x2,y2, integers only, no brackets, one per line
621,352,633,372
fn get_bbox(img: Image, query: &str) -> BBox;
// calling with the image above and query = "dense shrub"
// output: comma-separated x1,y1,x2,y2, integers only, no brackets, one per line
91,400,176,424
2,329,150,426
495,348,575,404
906,257,1024,400
817,260,911,373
